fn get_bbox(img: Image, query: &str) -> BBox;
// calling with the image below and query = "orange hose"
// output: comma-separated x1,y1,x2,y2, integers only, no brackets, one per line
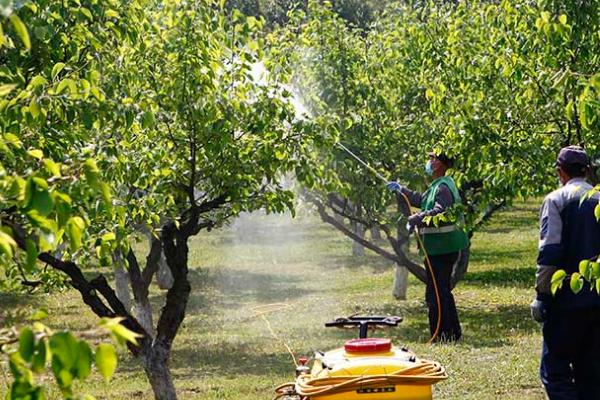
398,191,443,344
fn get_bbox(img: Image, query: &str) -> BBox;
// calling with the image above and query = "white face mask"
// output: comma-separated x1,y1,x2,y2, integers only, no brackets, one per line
425,160,434,176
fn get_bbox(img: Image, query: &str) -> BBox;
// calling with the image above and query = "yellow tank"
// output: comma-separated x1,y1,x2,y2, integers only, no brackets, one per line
306,344,432,400
274,317,447,400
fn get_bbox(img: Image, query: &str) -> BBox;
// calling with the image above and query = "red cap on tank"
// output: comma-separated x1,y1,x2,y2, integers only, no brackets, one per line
344,338,392,353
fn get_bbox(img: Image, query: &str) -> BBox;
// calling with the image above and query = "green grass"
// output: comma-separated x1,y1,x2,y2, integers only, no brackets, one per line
0,201,546,399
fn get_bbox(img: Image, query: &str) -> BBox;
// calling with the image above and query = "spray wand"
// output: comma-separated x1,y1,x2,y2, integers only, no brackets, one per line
335,142,389,183
334,142,443,344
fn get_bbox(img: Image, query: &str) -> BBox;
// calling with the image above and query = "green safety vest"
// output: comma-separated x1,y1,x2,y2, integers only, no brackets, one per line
420,176,469,256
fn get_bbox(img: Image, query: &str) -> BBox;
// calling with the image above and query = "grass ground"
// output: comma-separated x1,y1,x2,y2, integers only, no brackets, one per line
0,201,546,399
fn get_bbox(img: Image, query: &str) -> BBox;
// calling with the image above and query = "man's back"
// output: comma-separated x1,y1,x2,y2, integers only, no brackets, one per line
538,178,600,308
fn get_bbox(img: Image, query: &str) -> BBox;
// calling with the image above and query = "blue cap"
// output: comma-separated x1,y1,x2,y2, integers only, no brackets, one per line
556,145,589,167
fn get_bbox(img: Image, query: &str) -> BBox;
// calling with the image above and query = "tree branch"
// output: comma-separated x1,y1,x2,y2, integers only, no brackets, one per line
6,220,149,354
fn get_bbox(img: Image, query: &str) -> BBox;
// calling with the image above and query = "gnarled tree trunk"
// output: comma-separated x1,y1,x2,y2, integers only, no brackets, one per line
155,252,174,290
113,252,132,312
142,342,176,400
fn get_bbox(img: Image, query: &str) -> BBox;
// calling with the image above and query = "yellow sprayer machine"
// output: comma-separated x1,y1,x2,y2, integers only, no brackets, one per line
274,316,447,400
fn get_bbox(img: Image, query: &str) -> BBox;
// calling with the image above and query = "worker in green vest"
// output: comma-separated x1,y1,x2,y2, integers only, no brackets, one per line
386,151,469,342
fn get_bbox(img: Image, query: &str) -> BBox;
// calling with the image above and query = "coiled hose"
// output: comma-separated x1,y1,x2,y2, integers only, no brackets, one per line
273,358,447,399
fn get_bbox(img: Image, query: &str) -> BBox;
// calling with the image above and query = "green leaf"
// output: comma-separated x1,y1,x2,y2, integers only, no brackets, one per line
26,177,54,216
79,7,93,21
29,98,41,118
90,87,104,101
275,150,286,160
570,272,583,294
66,217,85,251
100,318,142,346
25,239,38,272
95,344,117,382
75,341,93,379
558,14,567,25
4,132,22,148
49,332,79,370
56,78,76,95
9,14,31,49
591,262,600,279
141,111,155,129
595,203,600,221
19,328,35,363
101,232,116,242
32,339,49,373
541,11,551,23
550,269,567,295
579,259,591,280
51,63,66,80
43,159,61,177
27,149,44,159
0,230,17,258
0,84,18,97
100,182,112,210
28,75,48,88
30,308,48,321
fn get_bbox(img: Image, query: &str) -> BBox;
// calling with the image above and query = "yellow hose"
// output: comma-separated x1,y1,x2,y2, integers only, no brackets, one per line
273,358,447,399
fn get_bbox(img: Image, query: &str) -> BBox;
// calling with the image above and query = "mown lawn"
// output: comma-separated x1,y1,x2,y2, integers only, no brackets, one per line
0,201,546,399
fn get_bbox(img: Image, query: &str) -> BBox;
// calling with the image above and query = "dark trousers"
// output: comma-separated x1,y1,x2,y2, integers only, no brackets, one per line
541,307,600,399
425,251,461,342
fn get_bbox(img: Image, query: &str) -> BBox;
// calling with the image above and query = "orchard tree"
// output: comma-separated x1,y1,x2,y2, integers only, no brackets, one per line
1,1,328,399
273,0,599,297
89,1,328,397
0,0,142,289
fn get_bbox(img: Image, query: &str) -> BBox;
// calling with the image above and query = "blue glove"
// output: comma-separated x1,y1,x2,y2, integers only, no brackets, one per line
530,299,547,323
386,181,403,193
408,214,420,228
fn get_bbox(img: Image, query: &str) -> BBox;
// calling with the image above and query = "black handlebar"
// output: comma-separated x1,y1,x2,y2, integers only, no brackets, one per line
325,316,403,338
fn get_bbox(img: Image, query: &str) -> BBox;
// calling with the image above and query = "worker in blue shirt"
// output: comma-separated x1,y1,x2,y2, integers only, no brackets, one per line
530,145,600,399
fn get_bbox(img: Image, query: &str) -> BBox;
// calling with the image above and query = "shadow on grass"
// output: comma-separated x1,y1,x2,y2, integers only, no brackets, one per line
461,266,535,289
0,292,44,326
168,342,295,379
326,254,393,273
370,302,537,348
480,205,539,234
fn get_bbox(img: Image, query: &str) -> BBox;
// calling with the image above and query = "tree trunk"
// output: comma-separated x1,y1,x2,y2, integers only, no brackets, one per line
392,200,411,299
451,246,470,289
142,229,173,290
155,251,174,290
142,343,177,400
371,226,382,240
392,234,409,299
135,297,154,336
113,252,132,312
392,263,408,300
351,220,365,256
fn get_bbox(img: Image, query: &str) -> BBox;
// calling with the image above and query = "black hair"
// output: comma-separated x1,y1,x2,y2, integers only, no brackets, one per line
559,163,588,178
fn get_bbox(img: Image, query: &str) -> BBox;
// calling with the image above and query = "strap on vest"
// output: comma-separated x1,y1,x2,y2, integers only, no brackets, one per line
418,225,458,234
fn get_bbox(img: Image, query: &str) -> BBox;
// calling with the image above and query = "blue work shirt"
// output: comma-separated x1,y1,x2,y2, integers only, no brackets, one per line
536,178,600,309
